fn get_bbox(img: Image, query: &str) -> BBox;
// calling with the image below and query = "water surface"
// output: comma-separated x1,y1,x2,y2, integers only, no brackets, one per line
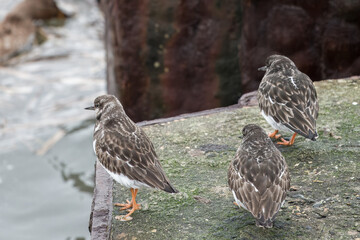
0,0,105,239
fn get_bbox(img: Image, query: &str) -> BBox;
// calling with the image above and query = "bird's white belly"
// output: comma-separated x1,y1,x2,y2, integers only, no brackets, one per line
97,159,149,189
261,110,293,133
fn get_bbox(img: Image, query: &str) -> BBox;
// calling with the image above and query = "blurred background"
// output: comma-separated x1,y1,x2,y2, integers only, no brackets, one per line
0,0,104,239
0,0,359,239
100,0,360,121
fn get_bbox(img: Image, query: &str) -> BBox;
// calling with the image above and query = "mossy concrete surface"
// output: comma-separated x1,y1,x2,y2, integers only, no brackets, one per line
110,77,360,240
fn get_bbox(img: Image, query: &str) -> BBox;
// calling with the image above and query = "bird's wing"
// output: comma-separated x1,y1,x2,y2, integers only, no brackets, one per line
95,119,176,192
228,144,290,225
256,147,290,225
258,72,319,139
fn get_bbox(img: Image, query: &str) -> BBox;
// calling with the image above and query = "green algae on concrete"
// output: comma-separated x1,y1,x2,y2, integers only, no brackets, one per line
110,78,360,240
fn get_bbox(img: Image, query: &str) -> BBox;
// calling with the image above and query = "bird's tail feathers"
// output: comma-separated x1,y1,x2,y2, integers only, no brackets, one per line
256,214,275,228
308,129,318,141
163,182,179,193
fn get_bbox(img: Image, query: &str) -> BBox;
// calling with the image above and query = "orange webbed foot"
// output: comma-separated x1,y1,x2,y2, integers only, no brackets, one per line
126,202,141,212
268,130,279,139
277,133,297,146
277,138,292,146
114,199,132,210
274,134,282,139
115,203,141,221
114,188,141,221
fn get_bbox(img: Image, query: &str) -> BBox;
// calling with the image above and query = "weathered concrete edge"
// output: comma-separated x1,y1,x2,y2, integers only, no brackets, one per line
137,104,243,127
89,162,113,240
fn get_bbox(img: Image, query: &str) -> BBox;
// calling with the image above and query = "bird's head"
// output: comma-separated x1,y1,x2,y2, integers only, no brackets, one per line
258,54,296,73
242,124,268,142
85,95,124,120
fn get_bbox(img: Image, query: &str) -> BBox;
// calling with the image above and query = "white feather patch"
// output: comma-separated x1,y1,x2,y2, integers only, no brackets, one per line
261,110,293,133
249,182,259,193
279,168,285,178
232,190,248,210
98,160,150,189
268,96,275,104
289,77,298,89
93,139,97,153
94,124,100,132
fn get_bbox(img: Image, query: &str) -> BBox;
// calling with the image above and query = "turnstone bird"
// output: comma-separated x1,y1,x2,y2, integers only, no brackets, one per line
228,124,290,228
86,95,178,221
258,54,319,146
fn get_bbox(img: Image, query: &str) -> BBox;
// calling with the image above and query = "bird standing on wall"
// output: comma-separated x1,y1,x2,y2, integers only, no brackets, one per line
258,54,319,146
86,95,178,221
228,124,290,228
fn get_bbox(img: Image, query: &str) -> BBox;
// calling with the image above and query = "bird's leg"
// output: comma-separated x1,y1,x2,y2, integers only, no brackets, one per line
114,188,141,221
123,188,141,214
268,130,281,139
114,188,141,211
278,133,297,146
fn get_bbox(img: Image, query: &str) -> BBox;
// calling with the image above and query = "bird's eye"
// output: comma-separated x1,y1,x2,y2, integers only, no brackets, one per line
95,103,99,108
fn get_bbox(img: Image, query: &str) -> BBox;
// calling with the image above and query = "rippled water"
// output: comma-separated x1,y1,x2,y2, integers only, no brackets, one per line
0,0,105,239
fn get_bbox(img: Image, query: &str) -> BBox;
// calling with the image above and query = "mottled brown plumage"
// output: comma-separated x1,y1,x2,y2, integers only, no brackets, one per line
86,95,177,220
258,55,319,145
228,124,290,228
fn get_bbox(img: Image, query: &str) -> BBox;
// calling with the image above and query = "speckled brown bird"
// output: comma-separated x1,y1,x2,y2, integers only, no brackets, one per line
258,55,319,146
86,95,178,221
228,124,290,228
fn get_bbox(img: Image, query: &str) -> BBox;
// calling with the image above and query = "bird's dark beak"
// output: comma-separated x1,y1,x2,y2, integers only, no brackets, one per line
258,66,267,71
85,106,95,110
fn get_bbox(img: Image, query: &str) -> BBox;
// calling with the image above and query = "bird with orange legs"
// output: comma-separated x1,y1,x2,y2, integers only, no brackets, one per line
258,55,319,146
86,95,178,221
